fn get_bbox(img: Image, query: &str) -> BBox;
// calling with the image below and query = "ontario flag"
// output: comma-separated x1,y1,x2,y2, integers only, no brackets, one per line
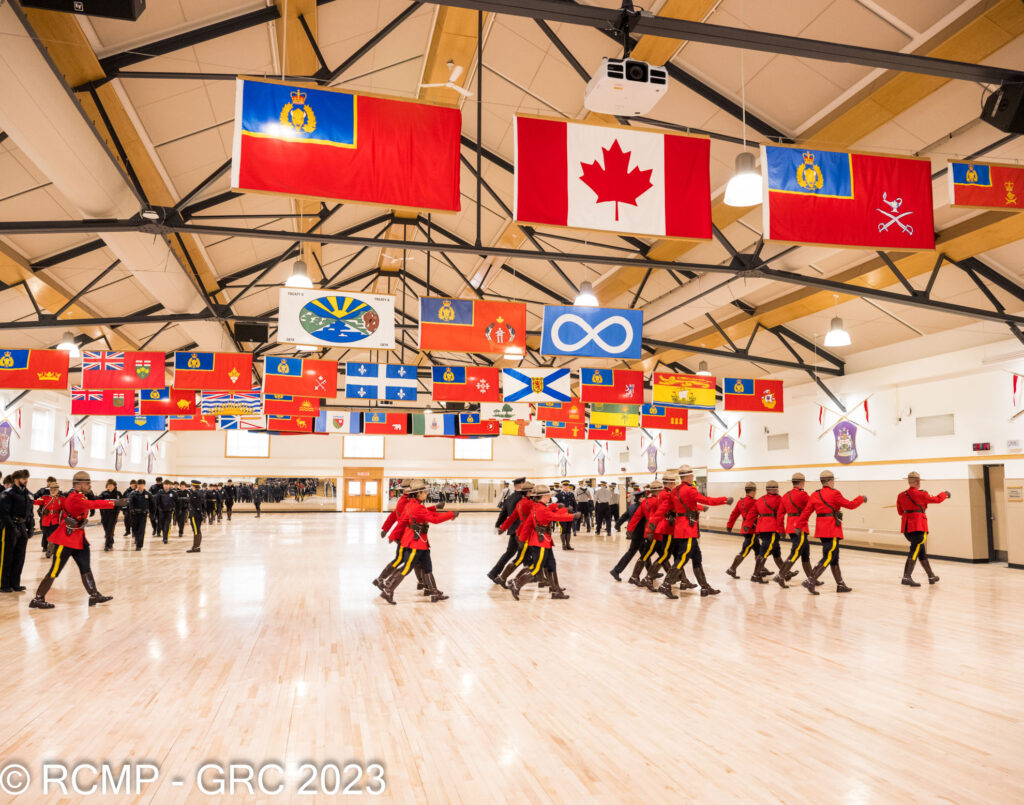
431,366,501,402
514,115,711,239
459,413,500,437
0,349,68,390
641,403,689,431
722,378,784,413
71,387,135,416
169,415,217,431
587,424,626,441
138,387,197,416
232,79,461,212
419,298,527,355
545,422,585,440
579,368,644,404
762,144,934,250
263,356,337,397
534,401,585,425
363,412,409,435
173,352,253,391
267,415,315,433
264,393,321,417
81,350,164,389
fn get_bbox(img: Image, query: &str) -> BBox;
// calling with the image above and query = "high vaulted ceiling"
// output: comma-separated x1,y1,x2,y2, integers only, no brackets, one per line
2,0,1024,403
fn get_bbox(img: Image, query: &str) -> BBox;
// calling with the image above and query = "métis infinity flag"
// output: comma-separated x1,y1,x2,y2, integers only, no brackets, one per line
138,387,197,416
762,144,934,250
722,378,784,413
81,350,164,389
345,363,417,401
173,352,253,391
0,349,69,390
115,415,167,431
641,403,689,430
71,387,135,416
501,368,571,403
540,305,643,359
580,368,644,404
431,366,501,402
232,79,461,211
653,372,716,409
277,288,395,350
949,160,1024,210
419,298,528,355
514,116,711,239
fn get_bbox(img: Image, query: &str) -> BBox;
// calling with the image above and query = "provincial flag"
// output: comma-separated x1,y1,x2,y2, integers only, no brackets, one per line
344,363,417,401
587,424,626,441
540,305,643,360
723,378,784,413
653,373,716,409
0,349,69,390
431,366,501,402
267,415,314,433
459,413,500,437
331,412,362,434
363,412,409,435
218,416,265,430
949,160,1024,211
501,368,571,403
169,415,217,431
545,422,586,440
501,418,545,437
411,412,458,437
81,350,164,389
535,401,585,424
313,410,330,433
589,403,640,427
579,368,644,404
762,145,935,250
419,298,528,355
263,357,338,397
514,115,711,240
114,415,167,431
482,401,532,421
232,79,461,212
71,387,135,416
138,387,197,416
264,394,321,417
199,388,263,416
641,403,689,431
173,352,253,391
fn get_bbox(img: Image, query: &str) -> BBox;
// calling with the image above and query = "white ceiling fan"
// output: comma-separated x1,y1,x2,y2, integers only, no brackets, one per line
419,60,473,98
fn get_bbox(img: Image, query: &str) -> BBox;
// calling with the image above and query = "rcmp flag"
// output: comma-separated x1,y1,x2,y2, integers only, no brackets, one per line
330,412,362,434
514,116,712,240
264,357,337,397
81,350,164,389
267,415,314,433
589,403,640,427
501,367,571,403
71,387,134,416
762,144,934,250
232,79,461,212
419,298,528,355
545,422,586,440
723,378,784,413
587,424,626,441
115,415,167,431
199,388,263,416
0,349,68,390
345,363,417,401
412,412,458,436
540,305,643,360
431,366,501,403
949,160,1024,211
264,394,320,417
535,401,585,425
579,368,644,404
459,413,500,437
641,403,689,431
653,373,715,409
173,352,252,391
139,387,197,416
169,415,217,431
218,416,265,430
363,412,409,435
277,288,395,350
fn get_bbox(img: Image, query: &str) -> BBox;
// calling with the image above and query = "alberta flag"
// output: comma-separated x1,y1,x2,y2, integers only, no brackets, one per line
345,363,417,401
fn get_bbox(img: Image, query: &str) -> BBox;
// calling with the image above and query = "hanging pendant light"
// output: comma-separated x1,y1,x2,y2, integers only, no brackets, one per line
724,151,762,207
574,280,598,306
823,316,851,347
57,331,80,358
285,259,314,289
696,360,712,376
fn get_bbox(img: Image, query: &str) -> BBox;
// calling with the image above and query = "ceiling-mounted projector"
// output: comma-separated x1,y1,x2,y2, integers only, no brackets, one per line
584,57,667,116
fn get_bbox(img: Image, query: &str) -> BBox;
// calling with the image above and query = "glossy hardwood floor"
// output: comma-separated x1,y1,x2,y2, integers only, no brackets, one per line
1,513,1022,804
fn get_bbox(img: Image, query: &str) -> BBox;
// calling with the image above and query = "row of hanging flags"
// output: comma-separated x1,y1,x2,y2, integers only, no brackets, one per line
229,77,1024,249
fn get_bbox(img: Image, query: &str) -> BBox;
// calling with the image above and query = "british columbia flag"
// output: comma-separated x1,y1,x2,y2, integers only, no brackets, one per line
199,388,263,416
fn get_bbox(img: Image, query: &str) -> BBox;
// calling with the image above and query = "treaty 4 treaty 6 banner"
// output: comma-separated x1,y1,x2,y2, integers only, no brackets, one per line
277,289,395,350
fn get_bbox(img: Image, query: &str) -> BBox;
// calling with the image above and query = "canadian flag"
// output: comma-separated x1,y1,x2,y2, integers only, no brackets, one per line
514,115,711,239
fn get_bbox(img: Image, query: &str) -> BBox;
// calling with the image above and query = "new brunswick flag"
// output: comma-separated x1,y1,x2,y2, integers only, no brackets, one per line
653,372,715,409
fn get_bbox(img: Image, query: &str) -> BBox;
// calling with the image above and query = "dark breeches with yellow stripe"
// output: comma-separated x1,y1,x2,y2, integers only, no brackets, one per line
819,537,840,566
673,537,702,570
399,547,432,575
757,532,782,560
904,531,928,560
47,543,92,579
786,530,811,563
526,546,556,576
739,530,758,558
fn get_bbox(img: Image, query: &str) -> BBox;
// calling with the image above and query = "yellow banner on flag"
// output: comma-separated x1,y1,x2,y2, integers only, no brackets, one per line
589,403,640,427
652,372,716,409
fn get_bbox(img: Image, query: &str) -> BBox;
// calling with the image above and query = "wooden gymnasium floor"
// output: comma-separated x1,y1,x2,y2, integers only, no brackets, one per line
1,512,1022,804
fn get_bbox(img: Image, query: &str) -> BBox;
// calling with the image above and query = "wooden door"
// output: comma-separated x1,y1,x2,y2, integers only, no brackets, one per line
342,468,383,512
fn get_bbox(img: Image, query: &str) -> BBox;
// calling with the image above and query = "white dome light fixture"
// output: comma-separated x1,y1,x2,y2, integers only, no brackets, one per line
57,331,80,358
285,259,314,289
724,151,762,207
823,316,851,347
696,360,712,376
575,280,598,306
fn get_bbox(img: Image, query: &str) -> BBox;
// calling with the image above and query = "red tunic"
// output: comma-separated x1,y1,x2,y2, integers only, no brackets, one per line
528,503,574,548
780,487,810,533
726,495,758,533
398,499,455,550
34,493,64,527
382,494,410,542
674,483,728,539
651,487,677,537
754,493,783,534
500,496,537,543
627,494,655,532
896,487,947,534
800,487,865,540
47,490,115,550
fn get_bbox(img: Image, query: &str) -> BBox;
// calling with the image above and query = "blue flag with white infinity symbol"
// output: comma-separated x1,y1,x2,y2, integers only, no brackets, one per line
540,305,643,359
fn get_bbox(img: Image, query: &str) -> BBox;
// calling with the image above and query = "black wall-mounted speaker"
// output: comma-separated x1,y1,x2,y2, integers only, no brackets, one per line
981,82,1024,134
234,323,270,343
19,0,146,22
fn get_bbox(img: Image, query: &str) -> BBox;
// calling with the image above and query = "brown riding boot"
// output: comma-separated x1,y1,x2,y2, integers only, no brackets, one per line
627,557,646,586
919,556,940,584
693,566,720,597
508,568,536,601
495,561,519,589
380,568,408,605
415,566,426,591
657,568,680,599
82,572,112,606
373,563,400,591
29,574,56,610
642,561,665,591
725,554,744,579
423,572,449,602
802,559,823,586
831,561,852,593
750,554,769,583
677,566,697,590
802,561,827,594
548,571,569,599
773,559,794,588
901,557,921,586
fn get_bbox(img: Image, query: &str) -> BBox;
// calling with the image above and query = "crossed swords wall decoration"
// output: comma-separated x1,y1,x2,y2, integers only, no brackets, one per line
817,395,875,440
709,420,745,452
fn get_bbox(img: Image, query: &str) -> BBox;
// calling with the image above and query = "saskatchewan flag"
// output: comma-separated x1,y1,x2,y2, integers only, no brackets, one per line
589,403,640,427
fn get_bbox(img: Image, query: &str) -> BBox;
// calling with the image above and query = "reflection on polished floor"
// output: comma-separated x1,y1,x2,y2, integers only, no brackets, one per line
2,513,1022,803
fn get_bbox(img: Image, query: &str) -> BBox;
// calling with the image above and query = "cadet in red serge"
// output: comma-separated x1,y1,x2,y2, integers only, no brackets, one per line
638,472,678,589
380,480,458,605
610,482,653,582
800,470,866,594
508,485,575,601
773,473,815,588
494,481,537,588
625,481,665,585
750,481,785,584
725,483,760,579
373,482,412,591
656,465,732,598
33,480,63,557
896,471,948,586
28,471,127,610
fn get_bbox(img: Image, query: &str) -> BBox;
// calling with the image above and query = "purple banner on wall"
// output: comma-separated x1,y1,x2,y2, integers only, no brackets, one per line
646,443,658,473
834,421,858,464
0,422,11,463
719,435,735,470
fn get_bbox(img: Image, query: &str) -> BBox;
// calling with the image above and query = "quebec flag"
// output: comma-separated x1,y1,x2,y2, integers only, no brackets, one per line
345,363,418,401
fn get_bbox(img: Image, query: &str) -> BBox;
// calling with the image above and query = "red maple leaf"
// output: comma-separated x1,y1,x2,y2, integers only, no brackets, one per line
579,139,653,221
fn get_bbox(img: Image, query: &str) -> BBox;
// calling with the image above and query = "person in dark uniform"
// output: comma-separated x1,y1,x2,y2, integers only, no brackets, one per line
33,480,63,557
253,483,263,518
610,483,652,581
896,471,948,586
800,470,867,594
29,471,126,609
155,479,174,543
173,481,188,537
555,480,577,550
223,480,236,521
123,480,136,539
487,478,528,584
609,483,621,528
128,479,150,551
148,477,163,532
495,482,538,588
98,479,120,551
615,486,642,531
0,469,32,592
186,480,205,553
213,483,224,522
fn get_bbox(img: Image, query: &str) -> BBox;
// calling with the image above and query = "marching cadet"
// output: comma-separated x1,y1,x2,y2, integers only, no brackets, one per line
556,480,577,550
750,481,786,583
655,465,732,598
379,480,459,605
800,470,866,594
128,479,150,551
202,483,216,523
374,482,413,591
594,481,614,536
0,469,33,594
495,482,538,588
638,472,678,589
173,481,189,537
29,471,127,609
98,479,121,551
223,480,236,521
33,479,63,557
186,480,205,553
214,483,224,523
148,477,164,532
773,473,815,588
624,481,665,585
123,480,136,540
508,485,575,601
488,477,527,584
725,483,761,579
610,483,653,582
896,471,948,586
155,479,175,543
253,483,263,518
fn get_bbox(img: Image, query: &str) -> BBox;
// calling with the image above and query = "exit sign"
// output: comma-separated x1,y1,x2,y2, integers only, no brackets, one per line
973,442,992,452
